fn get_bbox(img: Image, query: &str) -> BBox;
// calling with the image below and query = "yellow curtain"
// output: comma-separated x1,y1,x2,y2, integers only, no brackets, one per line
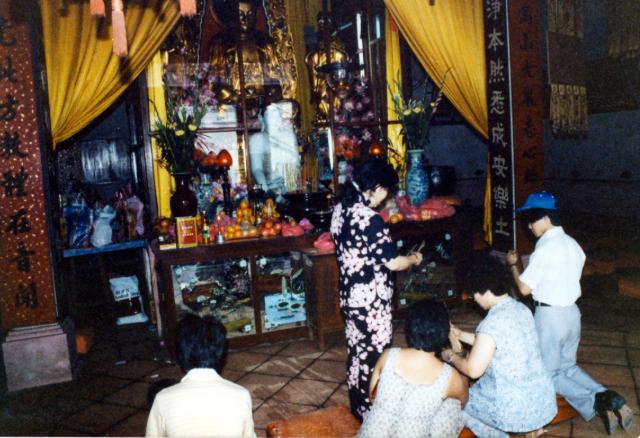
385,12,405,185
147,52,174,218
285,0,323,133
41,0,180,148
384,0,487,138
384,0,492,242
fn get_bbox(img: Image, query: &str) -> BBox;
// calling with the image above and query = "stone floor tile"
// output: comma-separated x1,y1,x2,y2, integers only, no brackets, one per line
632,367,640,387
63,375,133,402
247,342,289,355
225,351,271,372
572,412,639,437
299,359,347,383
220,367,246,382
577,345,628,366
104,381,154,408
65,402,138,435
543,418,572,437
104,410,149,436
580,329,625,347
252,397,265,412
319,343,348,362
236,373,290,399
251,399,316,431
253,355,315,377
272,378,339,406
580,363,635,388
627,348,640,367
626,330,640,348
277,340,325,359
323,383,350,408
103,359,163,380
144,364,184,383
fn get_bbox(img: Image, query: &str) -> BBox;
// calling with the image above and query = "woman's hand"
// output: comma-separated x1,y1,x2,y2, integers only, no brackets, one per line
441,348,456,364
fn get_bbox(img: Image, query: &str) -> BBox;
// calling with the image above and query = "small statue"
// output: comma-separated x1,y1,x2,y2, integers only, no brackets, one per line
305,12,349,123
208,0,295,112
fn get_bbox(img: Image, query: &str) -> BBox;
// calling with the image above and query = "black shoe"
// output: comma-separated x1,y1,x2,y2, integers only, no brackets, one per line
605,390,634,432
595,391,618,434
595,390,634,433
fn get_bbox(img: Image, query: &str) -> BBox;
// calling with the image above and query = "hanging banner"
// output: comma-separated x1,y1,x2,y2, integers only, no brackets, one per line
484,0,514,251
484,0,545,252
0,2,57,329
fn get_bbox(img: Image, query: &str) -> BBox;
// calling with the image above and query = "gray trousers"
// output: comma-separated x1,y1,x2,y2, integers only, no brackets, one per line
534,304,606,421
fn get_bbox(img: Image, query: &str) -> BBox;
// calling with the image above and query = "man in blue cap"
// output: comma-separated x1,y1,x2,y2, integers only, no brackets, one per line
506,191,633,434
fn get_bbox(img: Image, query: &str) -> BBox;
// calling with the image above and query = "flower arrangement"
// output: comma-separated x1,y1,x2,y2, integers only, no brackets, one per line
151,68,211,174
390,70,450,150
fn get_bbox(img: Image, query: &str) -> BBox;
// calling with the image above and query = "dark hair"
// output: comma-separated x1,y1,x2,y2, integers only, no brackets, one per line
466,253,514,297
405,299,450,352
176,314,227,372
339,159,399,208
519,208,561,226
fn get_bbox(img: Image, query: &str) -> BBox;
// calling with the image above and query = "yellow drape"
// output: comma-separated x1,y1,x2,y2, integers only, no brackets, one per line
285,0,323,133
384,0,492,243
385,12,405,185
384,0,488,138
41,0,180,148
147,52,173,218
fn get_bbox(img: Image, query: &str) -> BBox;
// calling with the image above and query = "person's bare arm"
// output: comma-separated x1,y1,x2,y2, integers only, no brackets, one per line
506,250,532,296
442,333,496,379
450,324,475,346
384,251,422,272
444,367,469,408
369,350,390,401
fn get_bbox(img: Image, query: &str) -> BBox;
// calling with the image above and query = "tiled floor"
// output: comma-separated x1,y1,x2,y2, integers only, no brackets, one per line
1,214,639,437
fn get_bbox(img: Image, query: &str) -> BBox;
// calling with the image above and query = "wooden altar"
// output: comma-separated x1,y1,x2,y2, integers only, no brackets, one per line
154,214,470,355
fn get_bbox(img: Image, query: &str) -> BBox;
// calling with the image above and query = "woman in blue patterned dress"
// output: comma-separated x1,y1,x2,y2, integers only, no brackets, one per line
330,159,423,421
442,255,557,437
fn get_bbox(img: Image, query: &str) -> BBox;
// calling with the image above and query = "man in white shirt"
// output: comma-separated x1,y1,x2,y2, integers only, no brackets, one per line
506,191,633,435
146,315,255,437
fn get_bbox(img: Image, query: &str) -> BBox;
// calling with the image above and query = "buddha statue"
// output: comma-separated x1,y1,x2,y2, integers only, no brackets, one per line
305,12,349,123
208,0,294,111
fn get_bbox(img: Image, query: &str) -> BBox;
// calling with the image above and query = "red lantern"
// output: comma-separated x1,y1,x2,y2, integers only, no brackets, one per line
369,142,384,157
217,149,233,168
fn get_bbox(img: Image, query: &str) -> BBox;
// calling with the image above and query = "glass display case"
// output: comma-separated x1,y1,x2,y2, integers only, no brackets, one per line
171,258,255,338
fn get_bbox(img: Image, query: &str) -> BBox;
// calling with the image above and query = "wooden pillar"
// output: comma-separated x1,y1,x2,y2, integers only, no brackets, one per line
0,0,72,391
484,0,545,253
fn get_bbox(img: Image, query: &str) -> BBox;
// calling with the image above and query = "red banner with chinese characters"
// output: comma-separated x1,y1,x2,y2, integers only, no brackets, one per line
484,0,544,252
0,2,57,329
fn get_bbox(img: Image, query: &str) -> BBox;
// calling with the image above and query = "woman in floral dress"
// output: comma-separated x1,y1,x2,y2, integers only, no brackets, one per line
330,159,423,421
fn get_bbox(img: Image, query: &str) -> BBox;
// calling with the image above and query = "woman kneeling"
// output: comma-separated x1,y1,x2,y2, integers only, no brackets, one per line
442,255,557,438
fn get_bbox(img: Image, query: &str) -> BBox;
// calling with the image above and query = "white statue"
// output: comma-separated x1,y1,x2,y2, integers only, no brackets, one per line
249,101,300,193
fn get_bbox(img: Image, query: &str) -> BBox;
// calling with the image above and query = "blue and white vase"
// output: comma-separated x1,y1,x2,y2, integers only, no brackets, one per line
405,149,429,205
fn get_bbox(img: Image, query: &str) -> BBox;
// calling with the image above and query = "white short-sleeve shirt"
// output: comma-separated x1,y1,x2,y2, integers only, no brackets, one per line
519,226,585,306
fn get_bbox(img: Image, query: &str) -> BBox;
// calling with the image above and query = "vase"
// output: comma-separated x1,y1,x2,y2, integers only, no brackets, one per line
405,149,429,205
170,172,198,218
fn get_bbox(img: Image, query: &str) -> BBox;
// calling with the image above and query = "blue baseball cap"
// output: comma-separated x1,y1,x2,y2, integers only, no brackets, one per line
516,191,557,212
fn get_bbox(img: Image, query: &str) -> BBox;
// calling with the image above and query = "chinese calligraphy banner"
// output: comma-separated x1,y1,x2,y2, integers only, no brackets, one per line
484,0,514,251
484,0,545,253
0,2,57,329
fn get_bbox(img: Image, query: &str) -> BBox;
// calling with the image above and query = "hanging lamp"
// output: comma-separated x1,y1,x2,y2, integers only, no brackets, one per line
89,0,197,57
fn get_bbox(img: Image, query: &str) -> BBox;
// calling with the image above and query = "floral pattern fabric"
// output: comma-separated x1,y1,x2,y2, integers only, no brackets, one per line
464,298,557,434
331,198,397,421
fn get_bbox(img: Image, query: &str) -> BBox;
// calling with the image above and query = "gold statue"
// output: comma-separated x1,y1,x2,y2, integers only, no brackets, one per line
305,12,349,123
208,0,295,109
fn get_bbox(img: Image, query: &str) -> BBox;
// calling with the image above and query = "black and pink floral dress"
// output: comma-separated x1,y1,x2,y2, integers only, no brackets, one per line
330,195,397,421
